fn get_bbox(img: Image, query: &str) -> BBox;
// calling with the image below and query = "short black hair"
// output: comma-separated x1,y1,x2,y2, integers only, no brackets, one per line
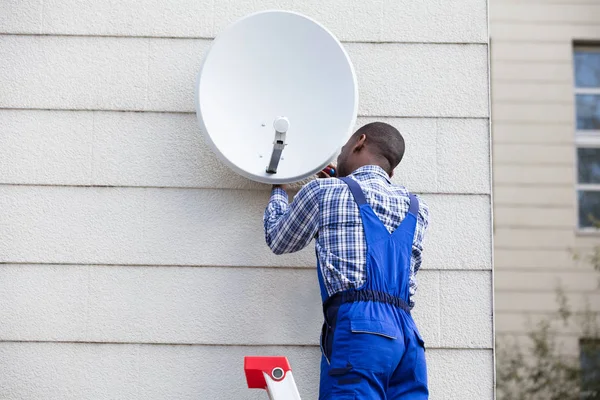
353,122,405,174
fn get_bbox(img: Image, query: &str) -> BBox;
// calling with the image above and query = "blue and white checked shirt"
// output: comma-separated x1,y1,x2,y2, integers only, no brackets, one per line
263,165,429,307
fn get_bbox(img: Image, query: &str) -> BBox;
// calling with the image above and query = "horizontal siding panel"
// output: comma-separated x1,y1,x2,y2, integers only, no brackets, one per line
0,342,493,400
0,110,94,184
495,312,592,335
0,36,490,117
492,22,600,42
494,228,576,249
492,103,574,123
0,343,321,400
492,4,600,24
491,42,571,62
0,110,491,194
496,333,581,356
0,1,41,34
0,186,492,270
439,271,493,348
365,0,488,43
574,235,600,250
493,143,574,165
492,61,573,83
492,82,573,103
494,186,575,207
495,291,600,312
0,265,326,345
494,248,578,270
492,123,573,144
494,165,575,185
0,265,492,349
427,349,494,399
434,119,491,194
494,0,600,4
0,0,489,43
495,270,600,292
0,186,314,267
494,205,575,228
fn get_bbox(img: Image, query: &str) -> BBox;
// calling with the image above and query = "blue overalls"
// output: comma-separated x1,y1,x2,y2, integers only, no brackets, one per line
317,177,428,399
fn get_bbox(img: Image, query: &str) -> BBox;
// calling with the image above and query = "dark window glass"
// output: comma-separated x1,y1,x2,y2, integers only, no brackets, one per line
578,148,600,184
575,49,600,88
578,191,600,228
580,339,600,399
576,95,600,130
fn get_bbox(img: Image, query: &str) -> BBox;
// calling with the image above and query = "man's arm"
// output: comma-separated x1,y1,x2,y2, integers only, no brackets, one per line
408,197,429,307
411,198,430,275
263,180,320,255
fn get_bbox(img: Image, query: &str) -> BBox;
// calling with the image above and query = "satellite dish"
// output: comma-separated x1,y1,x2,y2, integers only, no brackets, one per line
195,10,358,184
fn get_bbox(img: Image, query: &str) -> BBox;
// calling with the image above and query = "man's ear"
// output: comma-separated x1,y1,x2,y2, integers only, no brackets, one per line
353,134,367,152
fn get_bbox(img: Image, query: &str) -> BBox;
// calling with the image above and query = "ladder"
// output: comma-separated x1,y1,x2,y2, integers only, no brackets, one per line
244,356,302,399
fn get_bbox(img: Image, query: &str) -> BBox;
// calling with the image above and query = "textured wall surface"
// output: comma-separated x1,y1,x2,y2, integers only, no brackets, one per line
490,0,600,352
0,1,492,399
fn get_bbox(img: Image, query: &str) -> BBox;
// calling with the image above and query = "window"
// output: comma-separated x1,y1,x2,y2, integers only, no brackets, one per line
574,46,600,230
580,338,600,399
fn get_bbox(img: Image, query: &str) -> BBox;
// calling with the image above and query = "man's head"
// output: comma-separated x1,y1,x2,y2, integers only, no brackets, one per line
335,122,405,178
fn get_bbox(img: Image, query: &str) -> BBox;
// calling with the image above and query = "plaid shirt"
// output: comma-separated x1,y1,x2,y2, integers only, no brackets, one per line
263,165,429,307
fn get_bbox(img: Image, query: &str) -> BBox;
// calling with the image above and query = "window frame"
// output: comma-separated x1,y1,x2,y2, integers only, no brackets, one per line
574,45,600,233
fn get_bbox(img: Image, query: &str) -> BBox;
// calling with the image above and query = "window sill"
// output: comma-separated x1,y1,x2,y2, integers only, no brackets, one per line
576,228,600,237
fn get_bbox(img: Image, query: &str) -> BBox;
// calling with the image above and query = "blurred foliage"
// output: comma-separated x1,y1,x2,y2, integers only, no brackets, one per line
496,219,600,400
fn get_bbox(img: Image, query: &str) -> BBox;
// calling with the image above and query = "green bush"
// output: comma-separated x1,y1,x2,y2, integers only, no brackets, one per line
496,242,600,400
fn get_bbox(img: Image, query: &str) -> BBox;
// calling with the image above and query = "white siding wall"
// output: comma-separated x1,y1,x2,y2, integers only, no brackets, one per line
491,0,600,350
0,1,492,399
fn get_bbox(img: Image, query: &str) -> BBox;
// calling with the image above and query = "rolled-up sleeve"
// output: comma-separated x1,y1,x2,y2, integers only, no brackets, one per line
263,180,320,255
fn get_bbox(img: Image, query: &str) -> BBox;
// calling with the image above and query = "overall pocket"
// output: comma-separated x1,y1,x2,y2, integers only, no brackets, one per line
351,319,399,339
320,321,332,364
345,319,402,373
320,302,342,364
411,328,428,386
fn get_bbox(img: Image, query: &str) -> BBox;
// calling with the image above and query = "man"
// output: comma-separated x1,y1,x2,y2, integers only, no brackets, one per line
263,122,429,399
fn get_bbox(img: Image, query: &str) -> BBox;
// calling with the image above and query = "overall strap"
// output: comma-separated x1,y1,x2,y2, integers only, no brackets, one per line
408,193,419,217
341,177,419,219
339,177,367,206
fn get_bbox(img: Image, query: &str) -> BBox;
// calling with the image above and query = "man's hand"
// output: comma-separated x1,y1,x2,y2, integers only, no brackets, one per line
272,163,336,191
317,163,337,179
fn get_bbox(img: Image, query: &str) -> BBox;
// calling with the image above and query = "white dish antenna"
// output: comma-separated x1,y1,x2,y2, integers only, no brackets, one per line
195,10,358,184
